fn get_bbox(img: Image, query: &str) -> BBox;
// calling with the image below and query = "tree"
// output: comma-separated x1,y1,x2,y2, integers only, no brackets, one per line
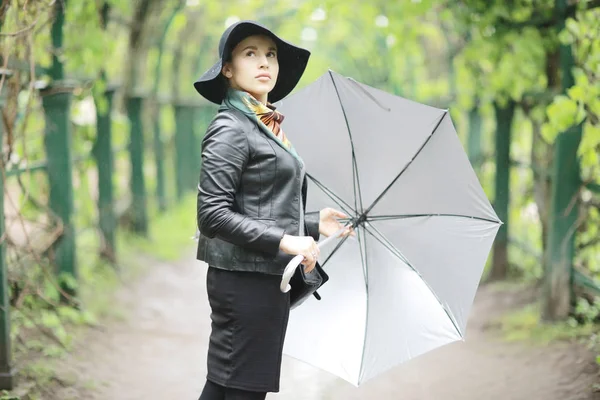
449,0,600,318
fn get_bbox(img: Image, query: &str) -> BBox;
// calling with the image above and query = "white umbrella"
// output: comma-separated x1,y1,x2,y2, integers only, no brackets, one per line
275,70,502,386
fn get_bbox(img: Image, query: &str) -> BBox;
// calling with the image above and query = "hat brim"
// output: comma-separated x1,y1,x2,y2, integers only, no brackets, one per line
194,22,310,105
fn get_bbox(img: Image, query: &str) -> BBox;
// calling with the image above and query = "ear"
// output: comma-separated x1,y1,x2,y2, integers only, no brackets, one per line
222,63,233,79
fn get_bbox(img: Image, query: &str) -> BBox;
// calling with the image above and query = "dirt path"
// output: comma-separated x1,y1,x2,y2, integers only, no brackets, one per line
51,250,599,400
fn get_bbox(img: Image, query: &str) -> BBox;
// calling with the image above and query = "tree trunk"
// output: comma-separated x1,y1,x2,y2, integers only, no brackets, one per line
467,106,483,169
124,0,165,95
530,117,553,260
542,0,583,321
488,100,516,281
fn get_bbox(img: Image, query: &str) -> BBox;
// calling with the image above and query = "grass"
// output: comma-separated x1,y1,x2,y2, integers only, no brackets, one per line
117,193,197,262
78,193,197,319
496,302,596,345
6,193,198,399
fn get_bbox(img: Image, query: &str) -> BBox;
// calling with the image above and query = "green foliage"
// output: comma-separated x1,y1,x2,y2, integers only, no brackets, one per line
118,194,197,261
577,207,600,280
0,391,20,400
64,2,107,77
456,28,547,108
1,0,599,396
573,297,600,325
543,94,586,141
542,10,600,179
497,302,596,345
452,0,555,26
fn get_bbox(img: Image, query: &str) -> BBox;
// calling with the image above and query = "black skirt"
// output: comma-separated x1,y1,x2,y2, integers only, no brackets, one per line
205,266,291,393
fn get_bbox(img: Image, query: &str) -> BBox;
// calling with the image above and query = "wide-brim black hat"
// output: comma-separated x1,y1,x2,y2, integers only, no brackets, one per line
193,20,310,105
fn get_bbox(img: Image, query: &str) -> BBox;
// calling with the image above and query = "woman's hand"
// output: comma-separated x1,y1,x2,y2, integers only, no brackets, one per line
279,234,320,272
319,208,356,238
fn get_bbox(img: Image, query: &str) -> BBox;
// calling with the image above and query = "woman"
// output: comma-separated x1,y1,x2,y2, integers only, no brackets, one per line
193,21,353,400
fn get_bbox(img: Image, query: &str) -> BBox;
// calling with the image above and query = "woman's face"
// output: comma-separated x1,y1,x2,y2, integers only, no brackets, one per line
222,34,279,104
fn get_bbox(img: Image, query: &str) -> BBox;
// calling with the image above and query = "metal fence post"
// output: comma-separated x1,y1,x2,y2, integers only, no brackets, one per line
93,87,117,261
152,100,167,212
543,0,583,320
184,105,198,193
39,0,76,297
41,84,77,294
173,103,188,201
189,107,200,179
126,95,148,234
0,70,16,389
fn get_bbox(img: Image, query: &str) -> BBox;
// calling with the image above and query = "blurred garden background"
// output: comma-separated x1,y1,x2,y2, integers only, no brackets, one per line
0,0,599,398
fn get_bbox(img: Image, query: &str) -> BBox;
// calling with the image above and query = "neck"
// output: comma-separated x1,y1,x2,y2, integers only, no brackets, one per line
231,87,267,105
248,91,268,105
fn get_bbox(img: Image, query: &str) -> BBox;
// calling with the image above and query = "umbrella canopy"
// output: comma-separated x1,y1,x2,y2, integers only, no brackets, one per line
275,70,502,386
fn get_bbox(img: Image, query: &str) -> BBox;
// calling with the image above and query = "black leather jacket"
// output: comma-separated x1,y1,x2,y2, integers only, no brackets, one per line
196,108,320,275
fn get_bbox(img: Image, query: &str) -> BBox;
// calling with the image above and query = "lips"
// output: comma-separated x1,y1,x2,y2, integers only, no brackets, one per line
256,73,271,79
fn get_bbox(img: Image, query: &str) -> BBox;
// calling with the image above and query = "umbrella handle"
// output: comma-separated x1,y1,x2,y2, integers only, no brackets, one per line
280,254,304,293
279,226,349,293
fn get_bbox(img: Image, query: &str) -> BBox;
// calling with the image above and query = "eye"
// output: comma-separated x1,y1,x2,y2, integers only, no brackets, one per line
246,50,255,57
267,51,277,58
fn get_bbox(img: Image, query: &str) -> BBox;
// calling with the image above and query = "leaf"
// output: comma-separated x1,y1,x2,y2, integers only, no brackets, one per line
541,122,559,143
589,97,600,116
546,95,580,132
581,123,600,151
558,29,574,45
581,149,599,171
172,13,187,31
573,67,589,88
566,18,580,36
568,85,585,102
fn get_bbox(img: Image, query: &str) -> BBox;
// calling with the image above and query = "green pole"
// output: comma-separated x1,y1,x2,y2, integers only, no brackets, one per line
93,87,116,262
49,0,65,82
174,104,199,197
173,104,187,200
41,87,76,292
184,106,197,193
543,0,582,321
467,106,483,168
126,95,148,235
152,103,167,211
190,107,201,174
489,100,516,281
152,3,184,212
0,69,16,390
42,0,76,296
93,3,116,262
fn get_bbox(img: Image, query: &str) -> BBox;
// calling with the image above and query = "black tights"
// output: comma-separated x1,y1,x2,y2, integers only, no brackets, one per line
199,380,267,400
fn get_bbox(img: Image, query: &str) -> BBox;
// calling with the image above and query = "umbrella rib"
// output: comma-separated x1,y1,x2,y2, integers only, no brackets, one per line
357,224,370,384
363,224,411,266
319,233,351,267
308,174,357,215
347,77,391,112
328,70,364,213
364,223,463,338
369,213,502,225
363,111,448,216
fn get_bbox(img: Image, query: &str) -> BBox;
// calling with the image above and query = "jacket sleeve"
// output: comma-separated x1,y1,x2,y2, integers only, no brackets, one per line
197,114,286,255
305,211,320,242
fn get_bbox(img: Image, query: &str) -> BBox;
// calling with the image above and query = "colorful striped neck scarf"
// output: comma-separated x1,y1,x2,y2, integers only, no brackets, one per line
221,88,301,160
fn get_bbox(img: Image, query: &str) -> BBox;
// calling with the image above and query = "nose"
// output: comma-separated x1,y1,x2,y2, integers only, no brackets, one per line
258,54,269,68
